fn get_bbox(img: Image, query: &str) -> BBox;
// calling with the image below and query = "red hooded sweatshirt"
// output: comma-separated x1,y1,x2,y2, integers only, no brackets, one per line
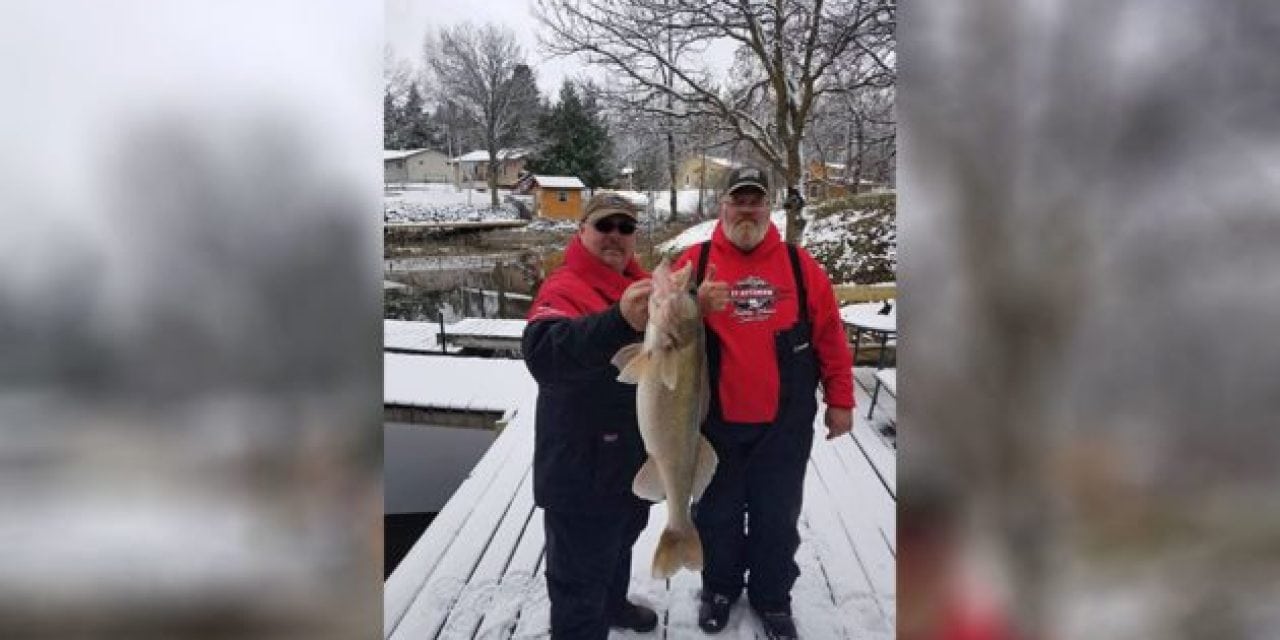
528,234,649,321
676,223,853,424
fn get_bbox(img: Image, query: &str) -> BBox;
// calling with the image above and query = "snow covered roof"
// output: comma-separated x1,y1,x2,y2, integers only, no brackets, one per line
532,175,586,189
704,156,741,168
450,148,529,163
384,148,437,161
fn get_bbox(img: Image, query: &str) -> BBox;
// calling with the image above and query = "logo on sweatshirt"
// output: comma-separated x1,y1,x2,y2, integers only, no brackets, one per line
729,275,777,322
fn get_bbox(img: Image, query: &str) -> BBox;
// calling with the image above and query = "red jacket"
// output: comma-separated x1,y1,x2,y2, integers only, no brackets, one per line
523,235,650,510
676,223,853,424
528,235,649,321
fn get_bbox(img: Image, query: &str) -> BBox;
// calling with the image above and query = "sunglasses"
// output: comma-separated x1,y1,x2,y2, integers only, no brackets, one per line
592,218,638,235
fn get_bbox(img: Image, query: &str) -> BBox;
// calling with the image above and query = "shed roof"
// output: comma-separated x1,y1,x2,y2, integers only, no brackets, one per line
532,175,586,189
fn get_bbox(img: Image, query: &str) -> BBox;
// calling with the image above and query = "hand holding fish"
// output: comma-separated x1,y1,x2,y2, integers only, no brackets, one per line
619,279,653,331
697,263,730,315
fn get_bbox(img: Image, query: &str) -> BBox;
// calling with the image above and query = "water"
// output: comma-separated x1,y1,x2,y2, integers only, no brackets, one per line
383,250,545,322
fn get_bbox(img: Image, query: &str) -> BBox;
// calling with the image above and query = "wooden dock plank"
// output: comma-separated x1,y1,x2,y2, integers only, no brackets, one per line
808,441,897,631
389,365,897,640
436,469,537,640
385,414,532,636
800,471,893,639
389,421,535,640
476,502,545,640
828,439,897,556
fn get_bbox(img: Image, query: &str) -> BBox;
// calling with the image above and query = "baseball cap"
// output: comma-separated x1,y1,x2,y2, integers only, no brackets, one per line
581,191,641,224
722,166,770,196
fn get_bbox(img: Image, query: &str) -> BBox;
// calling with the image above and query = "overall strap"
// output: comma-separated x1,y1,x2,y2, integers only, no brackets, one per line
787,243,809,323
694,241,713,288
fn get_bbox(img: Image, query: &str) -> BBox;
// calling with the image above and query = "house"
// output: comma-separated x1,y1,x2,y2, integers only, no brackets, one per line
805,158,887,201
449,148,530,189
384,149,451,184
530,175,587,220
678,155,741,191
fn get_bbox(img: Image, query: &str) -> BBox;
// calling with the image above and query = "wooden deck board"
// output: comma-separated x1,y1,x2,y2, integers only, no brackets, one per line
385,406,532,635
389,423,535,640
387,365,897,639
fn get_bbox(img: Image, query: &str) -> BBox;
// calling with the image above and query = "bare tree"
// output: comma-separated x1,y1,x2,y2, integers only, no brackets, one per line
425,23,538,209
537,0,894,240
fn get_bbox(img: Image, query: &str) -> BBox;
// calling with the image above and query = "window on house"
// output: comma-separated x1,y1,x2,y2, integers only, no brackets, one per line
558,190,568,202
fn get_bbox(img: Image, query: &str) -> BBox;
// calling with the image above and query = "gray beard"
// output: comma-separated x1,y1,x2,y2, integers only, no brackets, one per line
727,220,766,250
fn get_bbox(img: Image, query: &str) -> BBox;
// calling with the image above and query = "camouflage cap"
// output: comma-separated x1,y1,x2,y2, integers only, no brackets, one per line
581,191,641,224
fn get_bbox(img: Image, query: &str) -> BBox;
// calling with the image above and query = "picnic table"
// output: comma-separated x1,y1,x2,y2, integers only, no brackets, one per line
840,302,897,369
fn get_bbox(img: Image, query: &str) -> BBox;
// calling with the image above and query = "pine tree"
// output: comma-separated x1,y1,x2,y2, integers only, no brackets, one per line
505,64,543,148
383,89,404,149
399,83,430,149
527,81,615,188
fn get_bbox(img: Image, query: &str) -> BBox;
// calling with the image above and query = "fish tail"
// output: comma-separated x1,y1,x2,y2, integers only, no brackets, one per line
651,527,704,579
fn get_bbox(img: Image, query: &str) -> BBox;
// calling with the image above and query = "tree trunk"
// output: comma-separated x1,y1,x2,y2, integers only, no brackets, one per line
852,115,866,195
783,142,805,243
697,152,707,220
666,130,678,223
488,155,500,209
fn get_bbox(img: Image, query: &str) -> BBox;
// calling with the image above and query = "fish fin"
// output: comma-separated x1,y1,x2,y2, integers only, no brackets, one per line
631,457,665,502
652,527,704,579
691,436,719,501
612,343,648,384
660,350,680,390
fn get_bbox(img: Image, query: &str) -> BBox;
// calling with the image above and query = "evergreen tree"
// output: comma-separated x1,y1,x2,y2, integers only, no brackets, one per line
399,83,431,149
527,81,615,188
504,64,543,147
383,89,404,149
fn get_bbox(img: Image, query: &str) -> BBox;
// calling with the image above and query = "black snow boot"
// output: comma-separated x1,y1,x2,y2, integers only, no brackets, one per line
609,601,658,633
757,609,798,640
698,591,733,633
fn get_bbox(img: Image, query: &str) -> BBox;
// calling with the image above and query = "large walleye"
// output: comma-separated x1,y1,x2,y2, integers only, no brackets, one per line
612,259,718,579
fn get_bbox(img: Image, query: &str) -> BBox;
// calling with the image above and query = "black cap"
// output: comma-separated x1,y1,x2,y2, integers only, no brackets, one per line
722,165,769,196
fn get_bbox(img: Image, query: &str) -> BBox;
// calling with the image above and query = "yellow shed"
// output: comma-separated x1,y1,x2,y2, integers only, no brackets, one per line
532,176,587,221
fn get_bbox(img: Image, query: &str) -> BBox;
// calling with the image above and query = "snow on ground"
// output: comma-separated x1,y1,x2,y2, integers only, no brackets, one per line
384,353,898,640
657,209,788,254
649,188,715,219
385,185,722,225
384,183,522,223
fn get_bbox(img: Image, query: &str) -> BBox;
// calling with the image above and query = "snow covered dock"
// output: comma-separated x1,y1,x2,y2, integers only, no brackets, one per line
385,354,896,639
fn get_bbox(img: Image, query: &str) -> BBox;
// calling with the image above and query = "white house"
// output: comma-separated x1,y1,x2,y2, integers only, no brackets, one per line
449,148,530,189
384,149,451,184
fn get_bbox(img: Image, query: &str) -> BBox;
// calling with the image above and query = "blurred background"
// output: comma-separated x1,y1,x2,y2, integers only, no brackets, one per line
0,1,382,638
6,1,1280,638
900,1,1280,638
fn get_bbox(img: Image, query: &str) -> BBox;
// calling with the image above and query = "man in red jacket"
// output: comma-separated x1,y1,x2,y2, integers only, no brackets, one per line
676,167,855,640
522,192,658,639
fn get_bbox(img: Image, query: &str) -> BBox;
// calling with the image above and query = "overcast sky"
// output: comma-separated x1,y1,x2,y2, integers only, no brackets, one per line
385,0,735,98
